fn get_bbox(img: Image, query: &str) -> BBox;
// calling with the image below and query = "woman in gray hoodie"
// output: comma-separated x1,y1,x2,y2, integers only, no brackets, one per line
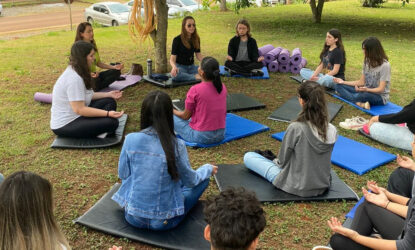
244,81,337,197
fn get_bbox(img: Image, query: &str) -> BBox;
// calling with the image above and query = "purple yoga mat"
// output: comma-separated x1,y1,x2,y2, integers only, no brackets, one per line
99,75,142,92
34,92,53,103
277,49,290,65
290,58,308,74
278,63,290,73
290,48,302,66
258,44,275,57
268,60,279,72
265,47,283,64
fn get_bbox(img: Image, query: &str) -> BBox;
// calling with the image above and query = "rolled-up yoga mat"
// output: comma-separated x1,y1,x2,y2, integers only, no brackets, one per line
268,60,279,72
290,58,307,74
34,92,52,104
258,44,275,57
278,63,290,73
290,48,302,66
277,49,290,65
264,47,283,64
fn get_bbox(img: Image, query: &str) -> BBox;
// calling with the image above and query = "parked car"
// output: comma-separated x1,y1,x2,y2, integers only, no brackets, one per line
84,2,130,26
166,0,201,13
0,2,3,16
124,0,186,18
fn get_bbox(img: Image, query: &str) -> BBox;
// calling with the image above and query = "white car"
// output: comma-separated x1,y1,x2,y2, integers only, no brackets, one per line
0,2,3,16
84,2,130,26
125,0,186,18
166,0,201,13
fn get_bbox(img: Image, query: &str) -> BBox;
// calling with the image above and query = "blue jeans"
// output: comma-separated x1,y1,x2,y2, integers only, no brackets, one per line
172,64,198,82
335,84,384,106
173,115,225,144
243,152,282,183
125,178,209,231
300,68,336,89
370,123,413,151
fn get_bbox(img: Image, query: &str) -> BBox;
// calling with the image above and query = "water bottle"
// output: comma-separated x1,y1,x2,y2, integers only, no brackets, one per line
147,59,152,76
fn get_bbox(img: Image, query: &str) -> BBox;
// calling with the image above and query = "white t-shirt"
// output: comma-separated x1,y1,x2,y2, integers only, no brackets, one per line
50,66,94,130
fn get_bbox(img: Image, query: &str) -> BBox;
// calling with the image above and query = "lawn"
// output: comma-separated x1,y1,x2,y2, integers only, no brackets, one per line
1,0,415,249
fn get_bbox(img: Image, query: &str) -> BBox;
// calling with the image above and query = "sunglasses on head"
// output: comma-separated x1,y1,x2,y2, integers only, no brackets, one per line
187,23,196,28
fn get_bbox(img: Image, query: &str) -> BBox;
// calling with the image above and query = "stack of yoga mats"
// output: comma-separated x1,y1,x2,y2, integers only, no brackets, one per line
258,45,308,74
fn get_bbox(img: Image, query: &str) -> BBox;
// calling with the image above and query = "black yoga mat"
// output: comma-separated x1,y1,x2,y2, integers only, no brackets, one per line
268,96,342,122
143,74,201,88
74,183,210,250
173,93,266,112
214,164,358,202
51,114,128,149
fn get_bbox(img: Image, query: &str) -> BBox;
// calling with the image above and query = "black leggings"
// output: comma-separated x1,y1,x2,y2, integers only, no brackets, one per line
94,69,121,91
330,201,405,250
52,98,119,138
224,60,263,76
388,167,415,198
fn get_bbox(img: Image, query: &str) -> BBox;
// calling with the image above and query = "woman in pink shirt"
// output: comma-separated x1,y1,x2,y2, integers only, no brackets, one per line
173,57,227,144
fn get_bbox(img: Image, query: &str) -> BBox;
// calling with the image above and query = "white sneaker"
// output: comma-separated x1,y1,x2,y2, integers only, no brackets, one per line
339,116,368,130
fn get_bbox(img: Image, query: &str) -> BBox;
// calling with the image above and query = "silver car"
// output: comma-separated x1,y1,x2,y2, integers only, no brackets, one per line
84,2,130,26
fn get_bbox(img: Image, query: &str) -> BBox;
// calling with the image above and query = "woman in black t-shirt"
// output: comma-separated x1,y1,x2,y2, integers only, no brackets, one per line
170,16,204,82
300,29,346,89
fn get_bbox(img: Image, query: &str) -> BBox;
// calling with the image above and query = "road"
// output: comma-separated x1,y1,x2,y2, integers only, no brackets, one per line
0,8,84,35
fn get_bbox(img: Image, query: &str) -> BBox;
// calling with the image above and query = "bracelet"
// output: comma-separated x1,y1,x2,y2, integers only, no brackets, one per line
385,201,390,209
107,110,109,117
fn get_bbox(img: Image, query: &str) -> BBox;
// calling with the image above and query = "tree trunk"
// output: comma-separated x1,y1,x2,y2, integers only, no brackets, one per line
220,0,227,11
151,0,168,73
309,0,324,23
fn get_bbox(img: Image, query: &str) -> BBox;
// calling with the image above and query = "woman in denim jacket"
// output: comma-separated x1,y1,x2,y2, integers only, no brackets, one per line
112,90,218,230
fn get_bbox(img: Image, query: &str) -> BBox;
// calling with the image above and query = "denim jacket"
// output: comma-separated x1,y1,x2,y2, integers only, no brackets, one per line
112,127,212,219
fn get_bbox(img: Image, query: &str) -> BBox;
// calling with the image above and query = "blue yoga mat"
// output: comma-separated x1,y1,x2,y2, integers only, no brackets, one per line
271,132,396,175
330,93,402,116
180,113,269,148
219,66,270,79
346,196,365,219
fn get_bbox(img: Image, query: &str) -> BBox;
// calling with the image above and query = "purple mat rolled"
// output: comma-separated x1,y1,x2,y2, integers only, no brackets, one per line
290,58,308,74
290,48,302,66
268,60,279,72
264,47,283,64
277,49,290,65
258,44,275,57
278,63,290,73
34,92,52,104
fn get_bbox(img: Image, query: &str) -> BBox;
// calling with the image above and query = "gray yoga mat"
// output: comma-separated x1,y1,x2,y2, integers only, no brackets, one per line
214,164,359,202
268,96,342,122
51,114,128,149
143,74,201,88
74,183,210,250
173,93,265,112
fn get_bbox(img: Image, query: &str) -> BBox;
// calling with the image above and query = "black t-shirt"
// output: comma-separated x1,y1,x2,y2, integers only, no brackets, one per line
379,99,415,134
321,47,345,80
171,35,200,66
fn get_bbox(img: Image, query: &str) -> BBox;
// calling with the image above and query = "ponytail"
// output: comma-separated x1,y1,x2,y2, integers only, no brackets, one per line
201,57,222,94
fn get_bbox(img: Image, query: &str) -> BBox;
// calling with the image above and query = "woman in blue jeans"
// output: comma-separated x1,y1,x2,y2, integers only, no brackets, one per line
334,37,390,110
169,16,203,82
112,90,218,231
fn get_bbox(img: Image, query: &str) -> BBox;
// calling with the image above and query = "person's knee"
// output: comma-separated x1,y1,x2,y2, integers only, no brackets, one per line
243,152,259,166
387,167,414,196
107,118,119,132
330,233,350,250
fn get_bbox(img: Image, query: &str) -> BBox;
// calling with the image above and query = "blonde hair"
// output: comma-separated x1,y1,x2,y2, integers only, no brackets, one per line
0,171,70,250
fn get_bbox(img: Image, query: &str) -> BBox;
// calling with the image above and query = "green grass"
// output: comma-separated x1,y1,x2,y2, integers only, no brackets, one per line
1,0,415,248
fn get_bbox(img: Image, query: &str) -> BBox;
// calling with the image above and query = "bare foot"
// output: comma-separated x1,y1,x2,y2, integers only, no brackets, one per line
356,102,370,110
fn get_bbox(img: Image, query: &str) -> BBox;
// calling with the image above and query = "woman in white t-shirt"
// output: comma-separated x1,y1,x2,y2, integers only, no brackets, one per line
50,41,124,138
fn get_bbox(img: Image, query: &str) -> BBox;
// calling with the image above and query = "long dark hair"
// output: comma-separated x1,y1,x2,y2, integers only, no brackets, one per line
75,22,98,52
296,81,329,142
140,91,179,181
70,41,94,90
200,57,222,94
0,171,70,249
362,37,388,68
235,18,251,37
319,29,346,64
180,16,200,50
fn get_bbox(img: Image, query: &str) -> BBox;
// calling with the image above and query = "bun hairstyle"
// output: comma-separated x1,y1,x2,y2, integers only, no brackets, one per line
200,57,222,94
296,81,329,142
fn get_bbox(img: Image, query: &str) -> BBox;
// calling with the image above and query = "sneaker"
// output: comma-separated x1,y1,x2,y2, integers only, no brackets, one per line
339,116,368,130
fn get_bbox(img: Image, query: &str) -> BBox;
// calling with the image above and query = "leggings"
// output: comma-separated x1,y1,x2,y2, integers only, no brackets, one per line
388,167,415,198
94,69,121,91
330,201,404,250
224,60,263,76
52,98,119,138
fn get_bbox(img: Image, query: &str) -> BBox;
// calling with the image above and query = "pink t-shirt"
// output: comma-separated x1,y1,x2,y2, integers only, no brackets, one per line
185,81,227,131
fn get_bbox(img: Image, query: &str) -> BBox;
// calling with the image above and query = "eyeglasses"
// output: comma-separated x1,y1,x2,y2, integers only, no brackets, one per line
187,24,196,28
